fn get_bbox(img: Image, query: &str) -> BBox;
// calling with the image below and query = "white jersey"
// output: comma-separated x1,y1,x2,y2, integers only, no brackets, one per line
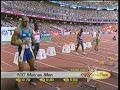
33,30,41,43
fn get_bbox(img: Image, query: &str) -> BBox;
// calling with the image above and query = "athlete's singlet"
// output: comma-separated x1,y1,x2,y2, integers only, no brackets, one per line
18,26,33,62
32,30,41,44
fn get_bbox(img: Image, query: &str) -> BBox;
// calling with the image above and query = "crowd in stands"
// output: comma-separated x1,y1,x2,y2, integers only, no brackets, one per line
2,17,117,34
1,19,18,27
1,1,118,22
1,18,62,33
60,1,118,8
1,1,118,33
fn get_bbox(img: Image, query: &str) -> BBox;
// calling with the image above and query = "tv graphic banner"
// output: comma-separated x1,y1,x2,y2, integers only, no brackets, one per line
1,71,111,80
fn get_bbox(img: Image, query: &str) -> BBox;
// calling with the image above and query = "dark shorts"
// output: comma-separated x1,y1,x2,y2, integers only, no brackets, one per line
32,43,39,51
18,46,33,62
78,39,83,44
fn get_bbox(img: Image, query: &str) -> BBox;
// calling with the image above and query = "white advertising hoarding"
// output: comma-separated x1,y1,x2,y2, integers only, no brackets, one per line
1,27,16,41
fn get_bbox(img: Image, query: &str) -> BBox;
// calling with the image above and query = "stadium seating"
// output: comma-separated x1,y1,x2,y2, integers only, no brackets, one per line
1,1,118,22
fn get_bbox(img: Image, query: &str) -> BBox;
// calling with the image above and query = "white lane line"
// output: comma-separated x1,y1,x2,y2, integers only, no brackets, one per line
36,61,68,72
1,50,15,55
56,52,118,74
95,80,118,88
1,59,14,68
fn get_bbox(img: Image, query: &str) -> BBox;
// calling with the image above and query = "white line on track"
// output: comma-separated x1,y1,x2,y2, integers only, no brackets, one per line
56,52,118,74
1,60,14,68
35,61,68,71
95,80,118,88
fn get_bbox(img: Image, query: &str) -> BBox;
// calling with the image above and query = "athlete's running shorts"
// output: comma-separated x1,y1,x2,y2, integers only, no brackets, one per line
18,46,33,62
78,39,83,44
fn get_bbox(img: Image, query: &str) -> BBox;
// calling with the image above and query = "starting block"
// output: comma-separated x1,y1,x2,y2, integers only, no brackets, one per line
47,47,56,56
69,42,75,51
13,52,27,65
36,49,47,60
78,45,82,50
77,43,86,50
62,44,71,53
13,52,19,65
83,43,87,49
86,42,92,48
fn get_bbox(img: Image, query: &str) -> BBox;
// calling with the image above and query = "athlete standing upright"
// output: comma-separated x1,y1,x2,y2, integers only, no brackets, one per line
11,16,37,86
32,21,41,60
75,28,87,55
94,31,100,51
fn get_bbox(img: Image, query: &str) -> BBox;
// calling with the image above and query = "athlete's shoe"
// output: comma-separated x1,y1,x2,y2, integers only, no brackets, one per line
34,65,38,69
75,52,79,55
82,52,87,55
